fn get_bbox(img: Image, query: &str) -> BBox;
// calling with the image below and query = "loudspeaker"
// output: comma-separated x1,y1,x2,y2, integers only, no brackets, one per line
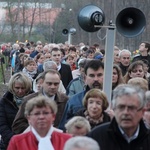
116,7,146,38
62,29,69,36
78,4,105,32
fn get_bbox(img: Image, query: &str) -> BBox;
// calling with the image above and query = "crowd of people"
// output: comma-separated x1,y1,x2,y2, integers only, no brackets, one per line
0,40,150,150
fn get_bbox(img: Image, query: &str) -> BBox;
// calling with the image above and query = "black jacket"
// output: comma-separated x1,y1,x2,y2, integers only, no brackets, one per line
87,118,150,150
75,108,111,129
0,91,19,149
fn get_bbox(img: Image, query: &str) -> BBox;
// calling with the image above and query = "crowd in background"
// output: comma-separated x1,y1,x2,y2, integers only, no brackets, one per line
0,40,150,150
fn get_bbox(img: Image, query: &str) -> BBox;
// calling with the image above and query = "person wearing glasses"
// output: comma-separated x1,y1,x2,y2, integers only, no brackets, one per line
87,84,150,150
7,96,71,150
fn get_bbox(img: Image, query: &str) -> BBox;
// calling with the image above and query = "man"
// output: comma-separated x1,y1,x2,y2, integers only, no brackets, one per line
58,59,104,130
51,47,73,89
119,49,131,76
87,84,150,150
132,42,150,72
63,136,100,150
12,69,68,134
8,96,71,150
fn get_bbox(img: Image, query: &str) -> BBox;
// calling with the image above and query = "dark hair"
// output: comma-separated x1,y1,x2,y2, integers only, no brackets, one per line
143,41,150,52
84,59,104,75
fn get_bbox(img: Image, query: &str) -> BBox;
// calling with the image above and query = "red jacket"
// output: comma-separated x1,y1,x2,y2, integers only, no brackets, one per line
7,130,72,150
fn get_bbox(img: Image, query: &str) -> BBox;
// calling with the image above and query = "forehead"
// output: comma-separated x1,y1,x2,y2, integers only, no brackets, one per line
32,105,51,112
44,72,60,80
120,51,130,57
140,43,145,46
51,50,61,55
116,94,140,106
86,67,104,74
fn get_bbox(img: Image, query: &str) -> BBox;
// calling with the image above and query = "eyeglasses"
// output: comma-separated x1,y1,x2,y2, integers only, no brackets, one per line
30,111,52,117
115,105,142,113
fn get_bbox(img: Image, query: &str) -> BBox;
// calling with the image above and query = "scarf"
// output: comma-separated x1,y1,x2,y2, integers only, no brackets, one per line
13,95,24,107
31,126,54,150
84,110,104,125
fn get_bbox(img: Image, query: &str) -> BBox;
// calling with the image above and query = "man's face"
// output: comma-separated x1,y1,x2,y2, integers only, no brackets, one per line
114,94,144,136
120,52,131,66
51,50,62,65
139,43,147,53
85,67,104,89
42,73,60,97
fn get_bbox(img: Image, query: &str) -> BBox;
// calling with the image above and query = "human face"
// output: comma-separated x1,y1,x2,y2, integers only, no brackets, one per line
114,94,144,137
66,57,74,66
139,43,147,53
38,55,45,64
143,103,150,127
87,97,103,119
27,106,55,137
129,65,145,78
87,53,94,59
36,78,44,91
120,52,131,66
51,50,62,65
37,45,43,53
13,82,27,98
42,73,60,97
70,126,87,136
44,53,51,60
26,62,37,72
112,68,118,84
85,67,103,89
114,50,120,64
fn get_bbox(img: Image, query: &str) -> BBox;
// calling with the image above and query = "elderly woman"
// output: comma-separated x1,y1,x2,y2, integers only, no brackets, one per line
65,116,91,136
75,89,110,129
0,72,32,149
7,96,71,150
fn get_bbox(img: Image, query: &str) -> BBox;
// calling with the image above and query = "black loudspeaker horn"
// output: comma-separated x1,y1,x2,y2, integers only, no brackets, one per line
62,29,69,35
78,4,105,32
116,7,146,38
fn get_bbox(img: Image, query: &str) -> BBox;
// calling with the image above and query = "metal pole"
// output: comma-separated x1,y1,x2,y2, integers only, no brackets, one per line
68,33,72,44
103,25,116,105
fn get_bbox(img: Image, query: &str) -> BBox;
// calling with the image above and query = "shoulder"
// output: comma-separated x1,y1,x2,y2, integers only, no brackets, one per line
52,131,72,140
68,90,85,102
56,92,68,102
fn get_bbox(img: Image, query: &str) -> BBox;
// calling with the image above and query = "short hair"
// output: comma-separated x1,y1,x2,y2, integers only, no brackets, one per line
84,59,104,75
112,84,145,109
65,116,91,133
43,60,57,71
8,72,32,94
35,72,44,83
24,95,58,116
143,41,150,52
24,57,36,67
128,77,148,92
63,136,100,150
43,69,61,80
51,47,61,54
119,49,131,58
83,89,109,111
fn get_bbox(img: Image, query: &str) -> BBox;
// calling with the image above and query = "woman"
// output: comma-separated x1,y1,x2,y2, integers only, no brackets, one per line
124,60,146,83
112,64,124,90
7,96,71,150
0,72,32,149
75,89,110,129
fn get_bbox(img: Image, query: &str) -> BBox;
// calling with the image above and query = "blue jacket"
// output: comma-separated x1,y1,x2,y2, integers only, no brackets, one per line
58,86,90,130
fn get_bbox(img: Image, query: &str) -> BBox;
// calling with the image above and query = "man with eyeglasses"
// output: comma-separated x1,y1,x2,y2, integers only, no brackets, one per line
87,84,150,150
12,69,68,134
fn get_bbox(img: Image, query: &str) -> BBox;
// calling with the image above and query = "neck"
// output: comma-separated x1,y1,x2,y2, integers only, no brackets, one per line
122,126,138,138
141,51,148,56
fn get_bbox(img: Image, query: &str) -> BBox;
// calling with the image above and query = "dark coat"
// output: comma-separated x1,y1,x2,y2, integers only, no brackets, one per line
75,108,111,129
87,118,150,150
0,91,19,149
59,63,73,89
12,91,68,134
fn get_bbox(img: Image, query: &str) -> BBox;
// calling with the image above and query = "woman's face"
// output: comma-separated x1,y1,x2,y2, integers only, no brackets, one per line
38,55,45,64
129,65,145,78
13,81,27,98
26,62,37,72
112,68,119,84
87,97,103,119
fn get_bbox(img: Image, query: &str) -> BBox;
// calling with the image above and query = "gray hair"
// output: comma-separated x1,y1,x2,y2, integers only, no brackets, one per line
63,136,100,150
65,116,91,133
43,60,57,71
119,49,131,57
112,84,145,109
145,91,150,105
